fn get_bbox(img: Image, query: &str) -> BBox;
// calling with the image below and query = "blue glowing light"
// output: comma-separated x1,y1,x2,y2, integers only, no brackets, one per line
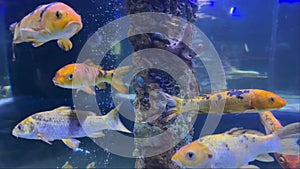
229,6,241,17
229,7,237,15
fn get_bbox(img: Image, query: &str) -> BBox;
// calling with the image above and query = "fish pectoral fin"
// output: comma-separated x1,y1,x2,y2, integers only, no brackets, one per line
37,133,52,145
81,86,95,95
86,161,95,169
57,38,72,51
255,153,274,162
89,131,105,138
62,139,80,150
240,164,260,169
19,28,38,33
243,104,255,112
61,161,73,169
32,42,45,47
96,82,107,89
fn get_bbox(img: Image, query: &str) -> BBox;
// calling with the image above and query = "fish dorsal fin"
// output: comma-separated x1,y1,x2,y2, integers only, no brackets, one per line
226,128,264,136
255,153,274,162
83,59,103,69
53,106,72,112
225,127,244,135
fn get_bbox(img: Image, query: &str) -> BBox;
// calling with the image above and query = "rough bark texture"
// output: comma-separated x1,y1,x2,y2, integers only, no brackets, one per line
125,0,200,168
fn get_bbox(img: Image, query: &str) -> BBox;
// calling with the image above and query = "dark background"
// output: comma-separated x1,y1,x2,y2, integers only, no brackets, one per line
0,0,299,168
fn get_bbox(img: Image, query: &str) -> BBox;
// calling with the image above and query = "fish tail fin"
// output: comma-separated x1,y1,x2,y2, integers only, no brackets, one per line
105,104,132,133
110,66,132,94
9,22,17,33
160,91,183,121
275,122,300,155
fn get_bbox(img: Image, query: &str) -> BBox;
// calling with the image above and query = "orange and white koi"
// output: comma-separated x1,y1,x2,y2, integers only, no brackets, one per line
52,60,131,95
12,105,131,150
9,2,82,58
172,123,300,168
260,111,300,169
161,89,287,121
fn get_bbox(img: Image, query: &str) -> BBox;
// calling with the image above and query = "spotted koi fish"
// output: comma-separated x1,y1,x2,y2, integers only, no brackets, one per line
161,89,287,121
172,123,300,168
10,2,82,60
260,111,300,169
12,105,131,150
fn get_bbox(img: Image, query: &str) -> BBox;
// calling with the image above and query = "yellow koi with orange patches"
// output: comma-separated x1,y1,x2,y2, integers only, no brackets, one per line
10,2,82,57
260,111,300,169
52,61,131,95
162,89,287,121
172,123,300,168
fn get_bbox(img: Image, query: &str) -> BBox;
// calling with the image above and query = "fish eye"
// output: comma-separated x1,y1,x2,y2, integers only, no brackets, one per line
56,11,62,19
68,74,73,81
17,124,24,131
186,151,196,160
278,156,286,164
269,97,275,103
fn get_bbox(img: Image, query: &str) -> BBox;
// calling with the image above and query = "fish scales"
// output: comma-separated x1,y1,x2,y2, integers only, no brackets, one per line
31,110,86,139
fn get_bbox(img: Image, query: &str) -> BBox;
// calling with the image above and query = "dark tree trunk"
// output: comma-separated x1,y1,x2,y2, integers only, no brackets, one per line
125,0,200,168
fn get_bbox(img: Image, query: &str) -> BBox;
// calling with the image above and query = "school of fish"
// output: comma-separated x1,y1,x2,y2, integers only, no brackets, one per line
8,2,299,169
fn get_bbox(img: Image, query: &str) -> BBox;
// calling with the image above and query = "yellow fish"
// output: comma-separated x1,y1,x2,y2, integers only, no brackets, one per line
172,123,300,168
161,89,287,121
12,105,131,150
10,2,82,56
52,60,131,95
260,111,300,169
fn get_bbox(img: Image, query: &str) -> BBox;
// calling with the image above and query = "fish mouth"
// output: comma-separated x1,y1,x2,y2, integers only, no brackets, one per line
279,99,287,107
171,159,183,168
52,78,63,87
65,20,83,33
12,129,18,138
171,156,183,168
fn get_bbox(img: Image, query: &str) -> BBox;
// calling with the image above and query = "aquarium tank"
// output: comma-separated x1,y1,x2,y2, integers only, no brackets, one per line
0,0,299,168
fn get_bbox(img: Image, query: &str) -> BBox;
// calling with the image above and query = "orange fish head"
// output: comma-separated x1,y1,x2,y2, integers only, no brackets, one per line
275,153,300,169
251,90,287,110
43,2,82,34
171,141,212,168
53,64,76,88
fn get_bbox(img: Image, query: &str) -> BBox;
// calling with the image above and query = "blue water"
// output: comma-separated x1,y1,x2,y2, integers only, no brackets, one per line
0,0,299,168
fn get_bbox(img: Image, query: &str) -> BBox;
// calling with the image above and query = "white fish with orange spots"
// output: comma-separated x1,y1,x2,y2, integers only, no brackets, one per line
172,123,300,169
